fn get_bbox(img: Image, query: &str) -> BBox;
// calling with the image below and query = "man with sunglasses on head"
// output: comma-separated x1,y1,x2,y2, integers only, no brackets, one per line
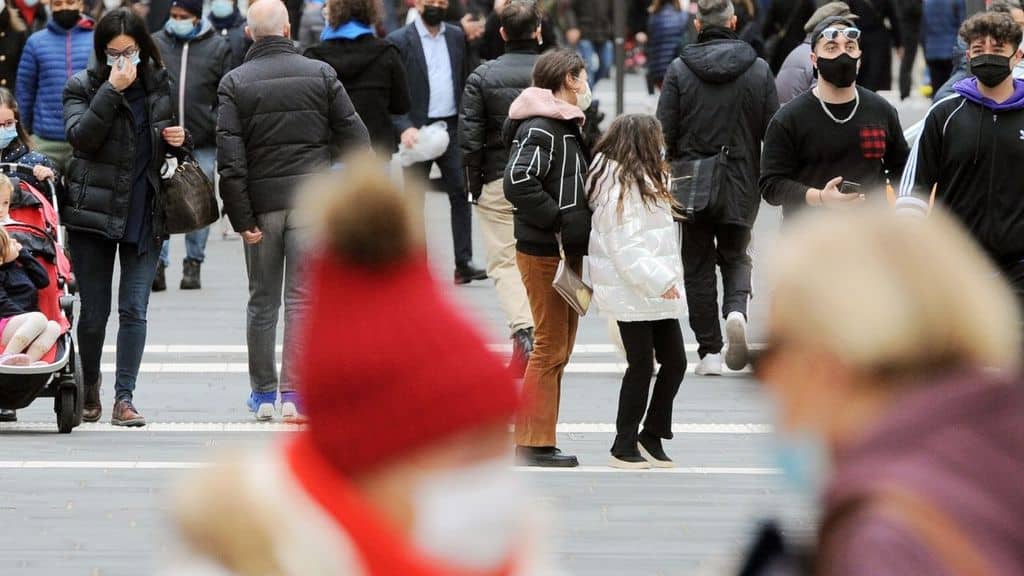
760,16,909,220
898,12,1024,311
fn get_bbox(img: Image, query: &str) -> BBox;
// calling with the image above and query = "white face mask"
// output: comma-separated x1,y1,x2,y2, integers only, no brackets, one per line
103,0,121,10
411,457,529,571
576,80,593,111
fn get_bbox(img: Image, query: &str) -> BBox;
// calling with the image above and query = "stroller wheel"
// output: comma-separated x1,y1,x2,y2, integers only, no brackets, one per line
56,387,76,434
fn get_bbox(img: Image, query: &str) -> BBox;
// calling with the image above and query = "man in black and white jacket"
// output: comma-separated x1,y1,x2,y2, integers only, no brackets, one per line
898,11,1024,310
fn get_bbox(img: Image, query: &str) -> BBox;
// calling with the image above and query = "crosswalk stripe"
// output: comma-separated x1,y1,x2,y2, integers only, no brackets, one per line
97,362,752,375
0,460,780,475
102,344,635,354
0,422,772,434
98,344,752,355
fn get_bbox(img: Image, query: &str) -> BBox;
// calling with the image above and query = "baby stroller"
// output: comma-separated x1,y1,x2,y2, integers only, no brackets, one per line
0,163,81,433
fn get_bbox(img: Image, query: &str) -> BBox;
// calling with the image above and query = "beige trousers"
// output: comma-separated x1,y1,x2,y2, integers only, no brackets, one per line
476,179,533,333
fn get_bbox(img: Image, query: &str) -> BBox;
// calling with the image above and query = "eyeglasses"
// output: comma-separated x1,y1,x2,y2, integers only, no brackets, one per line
0,120,16,130
819,27,861,42
105,46,139,60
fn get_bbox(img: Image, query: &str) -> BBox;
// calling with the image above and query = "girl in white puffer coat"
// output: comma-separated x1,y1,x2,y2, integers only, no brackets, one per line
587,114,687,470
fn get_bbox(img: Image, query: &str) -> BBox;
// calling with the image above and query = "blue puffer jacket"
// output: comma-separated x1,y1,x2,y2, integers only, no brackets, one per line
15,17,94,141
922,0,965,62
646,6,688,84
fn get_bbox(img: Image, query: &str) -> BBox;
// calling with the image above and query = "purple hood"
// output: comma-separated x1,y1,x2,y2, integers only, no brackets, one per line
954,77,1024,111
822,369,1024,574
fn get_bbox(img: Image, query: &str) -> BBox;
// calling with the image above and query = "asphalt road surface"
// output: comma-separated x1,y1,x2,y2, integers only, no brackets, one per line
0,73,932,576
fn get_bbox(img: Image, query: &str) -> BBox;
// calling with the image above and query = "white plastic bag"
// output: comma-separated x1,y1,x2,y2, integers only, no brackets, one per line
396,121,450,167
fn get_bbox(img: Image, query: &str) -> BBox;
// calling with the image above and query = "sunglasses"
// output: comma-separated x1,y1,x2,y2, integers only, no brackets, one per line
819,27,862,42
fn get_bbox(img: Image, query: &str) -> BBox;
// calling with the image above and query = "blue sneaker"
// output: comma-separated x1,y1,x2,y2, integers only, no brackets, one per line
280,391,306,424
247,391,277,421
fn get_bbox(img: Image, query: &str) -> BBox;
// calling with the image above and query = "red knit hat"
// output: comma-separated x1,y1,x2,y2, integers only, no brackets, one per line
296,160,519,475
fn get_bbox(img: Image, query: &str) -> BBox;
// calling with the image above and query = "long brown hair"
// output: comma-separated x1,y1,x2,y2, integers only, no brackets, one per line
0,88,32,151
587,114,673,214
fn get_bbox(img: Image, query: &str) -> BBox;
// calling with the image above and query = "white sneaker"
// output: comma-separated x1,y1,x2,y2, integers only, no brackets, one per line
695,353,723,376
254,403,275,422
281,401,306,424
724,312,749,371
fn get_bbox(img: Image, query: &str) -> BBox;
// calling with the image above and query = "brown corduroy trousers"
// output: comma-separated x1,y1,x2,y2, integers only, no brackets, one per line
514,252,582,447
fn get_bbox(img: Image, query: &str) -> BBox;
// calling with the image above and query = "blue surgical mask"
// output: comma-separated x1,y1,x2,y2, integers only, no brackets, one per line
210,0,233,18
0,126,18,150
106,53,141,67
23,0,38,6
165,17,197,39
772,432,830,495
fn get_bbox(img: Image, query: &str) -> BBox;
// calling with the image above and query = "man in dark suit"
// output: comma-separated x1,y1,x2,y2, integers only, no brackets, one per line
389,0,486,285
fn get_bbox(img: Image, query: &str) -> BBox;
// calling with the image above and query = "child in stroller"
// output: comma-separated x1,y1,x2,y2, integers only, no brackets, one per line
0,176,60,366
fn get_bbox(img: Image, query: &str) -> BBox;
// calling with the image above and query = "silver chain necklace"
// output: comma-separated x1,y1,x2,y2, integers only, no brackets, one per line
815,88,860,124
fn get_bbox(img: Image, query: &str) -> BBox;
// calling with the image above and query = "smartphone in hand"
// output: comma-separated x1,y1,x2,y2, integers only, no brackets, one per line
839,180,862,195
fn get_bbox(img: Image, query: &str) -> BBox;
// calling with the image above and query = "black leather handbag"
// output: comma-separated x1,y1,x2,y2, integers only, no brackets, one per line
161,151,217,235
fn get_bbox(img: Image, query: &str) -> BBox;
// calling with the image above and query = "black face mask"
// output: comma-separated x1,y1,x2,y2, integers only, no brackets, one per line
816,53,859,88
421,5,445,27
970,54,1013,88
52,9,81,30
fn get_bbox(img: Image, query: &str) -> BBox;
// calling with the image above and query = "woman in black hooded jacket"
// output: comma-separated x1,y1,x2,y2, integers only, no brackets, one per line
305,0,409,153
503,49,591,468
62,8,190,427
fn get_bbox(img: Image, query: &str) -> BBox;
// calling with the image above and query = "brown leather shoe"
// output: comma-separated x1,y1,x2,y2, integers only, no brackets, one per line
82,376,102,423
111,399,146,427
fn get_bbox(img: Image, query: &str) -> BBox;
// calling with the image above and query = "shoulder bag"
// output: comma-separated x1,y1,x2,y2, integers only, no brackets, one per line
552,234,592,316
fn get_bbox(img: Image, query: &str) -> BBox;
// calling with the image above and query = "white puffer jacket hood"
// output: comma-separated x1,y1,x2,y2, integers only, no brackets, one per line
587,156,684,322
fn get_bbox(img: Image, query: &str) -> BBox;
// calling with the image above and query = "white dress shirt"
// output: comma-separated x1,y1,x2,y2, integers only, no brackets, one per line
415,17,458,120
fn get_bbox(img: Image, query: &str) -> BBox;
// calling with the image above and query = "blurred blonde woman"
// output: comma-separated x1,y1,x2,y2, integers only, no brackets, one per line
752,206,1024,575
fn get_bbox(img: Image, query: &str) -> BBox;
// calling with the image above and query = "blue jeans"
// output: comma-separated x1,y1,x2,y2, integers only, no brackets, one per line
69,231,161,402
578,39,613,87
160,147,215,266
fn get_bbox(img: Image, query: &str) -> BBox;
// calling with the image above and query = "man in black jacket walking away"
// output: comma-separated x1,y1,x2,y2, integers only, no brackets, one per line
657,0,778,375
898,12,1024,310
459,0,540,374
217,0,369,423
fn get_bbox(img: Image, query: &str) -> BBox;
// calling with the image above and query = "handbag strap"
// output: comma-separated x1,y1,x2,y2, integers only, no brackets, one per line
555,232,567,260
821,488,992,575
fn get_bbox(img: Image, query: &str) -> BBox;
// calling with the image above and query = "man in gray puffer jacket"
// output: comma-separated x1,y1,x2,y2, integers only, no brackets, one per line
153,0,232,291
217,0,368,423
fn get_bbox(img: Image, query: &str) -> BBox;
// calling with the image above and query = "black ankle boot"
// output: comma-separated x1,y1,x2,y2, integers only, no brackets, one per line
152,262,167,292
180,258,201,290
638,430,674,468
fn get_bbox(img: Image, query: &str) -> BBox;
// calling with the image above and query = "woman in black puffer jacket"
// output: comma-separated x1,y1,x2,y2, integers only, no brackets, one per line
503,49,591,469
62,8,189,428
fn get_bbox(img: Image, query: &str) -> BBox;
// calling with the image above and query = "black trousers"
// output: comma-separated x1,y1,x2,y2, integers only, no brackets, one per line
404,117,473,267
681,221,753,358
613,319,686,456
927,59,954,97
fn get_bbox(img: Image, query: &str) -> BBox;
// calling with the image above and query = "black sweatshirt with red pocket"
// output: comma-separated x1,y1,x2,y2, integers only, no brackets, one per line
759,87,910,219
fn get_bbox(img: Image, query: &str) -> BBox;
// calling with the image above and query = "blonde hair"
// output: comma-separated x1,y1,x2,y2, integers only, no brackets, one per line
768,206,1021,375
0,226,11,260
0,174,12,201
